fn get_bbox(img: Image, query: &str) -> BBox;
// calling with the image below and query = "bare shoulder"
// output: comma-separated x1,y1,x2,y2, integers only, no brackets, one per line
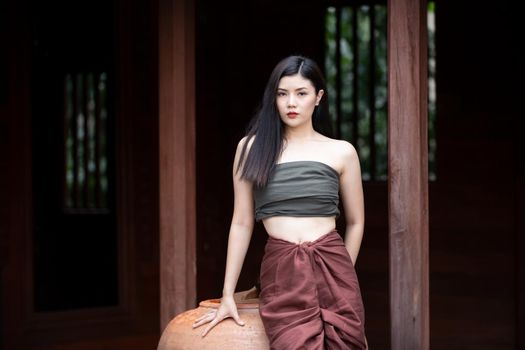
324,138,358,162
237,135,255,151
314,138,357,176
233,135,255,172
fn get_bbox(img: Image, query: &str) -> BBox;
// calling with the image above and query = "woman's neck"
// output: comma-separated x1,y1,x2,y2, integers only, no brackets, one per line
284,125,317,142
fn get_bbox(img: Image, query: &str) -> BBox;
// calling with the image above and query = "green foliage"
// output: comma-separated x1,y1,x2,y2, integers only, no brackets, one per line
64,72,109,209
325,3,437,181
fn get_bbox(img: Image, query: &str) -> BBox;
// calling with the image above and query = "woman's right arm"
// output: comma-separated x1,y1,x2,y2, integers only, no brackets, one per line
192,138,255,336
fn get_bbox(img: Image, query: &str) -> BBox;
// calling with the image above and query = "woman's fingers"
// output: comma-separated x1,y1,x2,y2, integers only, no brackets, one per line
194,300,244,337
195,310,216,322
201,316,221,337
232,312,245,326
192,311,216,329
197,311,245,337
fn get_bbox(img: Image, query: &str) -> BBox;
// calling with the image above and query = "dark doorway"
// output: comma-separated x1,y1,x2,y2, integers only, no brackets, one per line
31,0,118,312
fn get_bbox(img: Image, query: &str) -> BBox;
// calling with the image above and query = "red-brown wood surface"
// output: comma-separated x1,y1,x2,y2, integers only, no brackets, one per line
518,114,524,350
158,0,197,331
387,0,429,348
1,2,33,348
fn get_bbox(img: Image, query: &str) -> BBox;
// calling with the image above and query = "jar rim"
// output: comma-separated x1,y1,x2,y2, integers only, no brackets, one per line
199,298,260,309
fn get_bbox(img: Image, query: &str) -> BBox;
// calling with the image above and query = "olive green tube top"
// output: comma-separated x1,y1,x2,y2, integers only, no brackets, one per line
253,161,340,222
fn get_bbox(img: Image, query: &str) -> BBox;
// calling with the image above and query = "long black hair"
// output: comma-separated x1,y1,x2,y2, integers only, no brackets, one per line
237,55,332,187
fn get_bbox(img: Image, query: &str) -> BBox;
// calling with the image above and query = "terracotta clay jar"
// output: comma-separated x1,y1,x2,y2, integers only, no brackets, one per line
158,287,269,350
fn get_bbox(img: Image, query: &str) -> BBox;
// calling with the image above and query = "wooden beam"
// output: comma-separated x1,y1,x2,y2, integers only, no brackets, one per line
387,0,429,348
513,19,525,342
158,0,196,331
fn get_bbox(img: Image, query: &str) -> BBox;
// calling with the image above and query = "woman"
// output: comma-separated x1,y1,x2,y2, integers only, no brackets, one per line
193,56,367,349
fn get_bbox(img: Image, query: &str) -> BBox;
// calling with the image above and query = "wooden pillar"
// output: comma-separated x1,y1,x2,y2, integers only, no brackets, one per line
387,0,429,348
158,0,196,330
516,30,525,348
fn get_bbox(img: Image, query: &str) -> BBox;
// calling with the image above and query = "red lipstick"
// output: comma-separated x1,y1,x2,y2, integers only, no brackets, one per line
287,112,298,118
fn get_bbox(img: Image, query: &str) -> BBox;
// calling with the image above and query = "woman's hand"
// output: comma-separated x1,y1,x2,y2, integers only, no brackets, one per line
191,295,245,337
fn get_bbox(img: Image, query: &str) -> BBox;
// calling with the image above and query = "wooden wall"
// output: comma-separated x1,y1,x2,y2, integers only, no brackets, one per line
429,1,522,348
1,0,160,348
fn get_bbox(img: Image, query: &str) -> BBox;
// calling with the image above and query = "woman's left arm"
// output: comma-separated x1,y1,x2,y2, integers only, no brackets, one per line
338,142,365,265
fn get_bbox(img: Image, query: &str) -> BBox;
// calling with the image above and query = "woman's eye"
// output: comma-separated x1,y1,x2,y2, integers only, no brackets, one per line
298,92,307,96
277,92,286,97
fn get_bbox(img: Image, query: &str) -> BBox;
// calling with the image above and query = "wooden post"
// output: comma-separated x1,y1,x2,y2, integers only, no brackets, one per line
387,0,429,348
158,0,196,331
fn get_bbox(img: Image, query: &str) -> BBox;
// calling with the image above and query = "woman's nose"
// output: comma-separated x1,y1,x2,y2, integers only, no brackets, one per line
287,95,297,107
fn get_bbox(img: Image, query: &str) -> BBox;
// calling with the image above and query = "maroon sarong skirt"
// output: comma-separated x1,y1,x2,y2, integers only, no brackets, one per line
259,230,366,350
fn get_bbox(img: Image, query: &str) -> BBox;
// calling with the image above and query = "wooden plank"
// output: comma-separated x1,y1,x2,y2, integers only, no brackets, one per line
158,0,196,330
513,20,524,340
387,0,429,348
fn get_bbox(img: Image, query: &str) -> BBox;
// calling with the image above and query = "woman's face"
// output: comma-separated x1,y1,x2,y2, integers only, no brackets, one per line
276,74,324,129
